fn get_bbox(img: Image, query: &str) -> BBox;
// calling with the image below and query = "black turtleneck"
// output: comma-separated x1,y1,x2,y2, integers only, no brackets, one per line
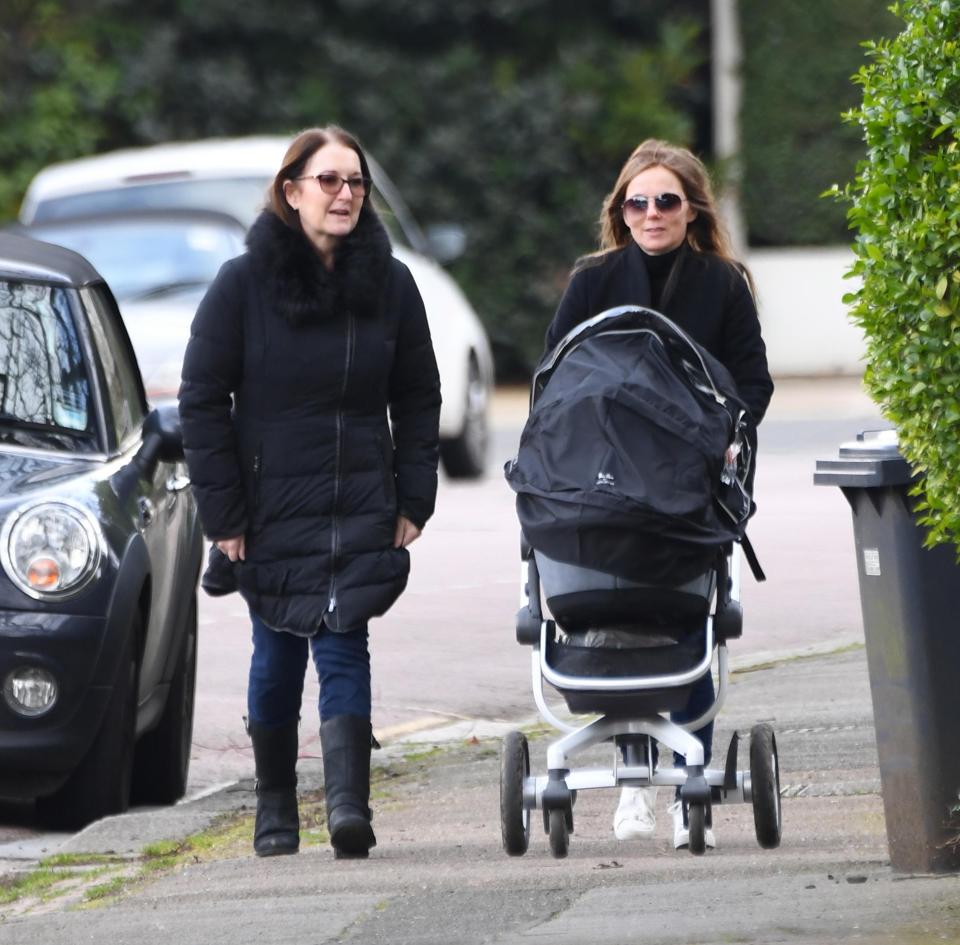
639,244,683,310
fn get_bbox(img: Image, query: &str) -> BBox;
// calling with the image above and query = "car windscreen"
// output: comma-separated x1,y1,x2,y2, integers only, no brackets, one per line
0,280,99,452
31,177,271,228
30,176,415,252
31,218,246,301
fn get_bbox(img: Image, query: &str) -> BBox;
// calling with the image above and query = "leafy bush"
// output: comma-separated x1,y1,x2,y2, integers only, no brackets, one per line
835,0,960,549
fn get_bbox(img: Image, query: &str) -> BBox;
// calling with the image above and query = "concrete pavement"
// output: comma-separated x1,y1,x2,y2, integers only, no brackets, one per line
2,646,959,943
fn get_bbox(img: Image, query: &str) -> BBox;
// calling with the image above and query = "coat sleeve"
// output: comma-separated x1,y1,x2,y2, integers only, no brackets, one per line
543,268,590,357
177,260,248,541
388,264,442,530
719,267,775,426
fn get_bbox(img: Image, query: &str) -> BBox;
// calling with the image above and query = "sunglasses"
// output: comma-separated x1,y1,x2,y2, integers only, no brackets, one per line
294,172,371,197
621,192,686,217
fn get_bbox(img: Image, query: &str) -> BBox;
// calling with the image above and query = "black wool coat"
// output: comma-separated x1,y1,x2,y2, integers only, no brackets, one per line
544,242,774,425
178,209,441,636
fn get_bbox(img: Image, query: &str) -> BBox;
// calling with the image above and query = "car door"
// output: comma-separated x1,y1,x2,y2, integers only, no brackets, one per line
80,284,190,706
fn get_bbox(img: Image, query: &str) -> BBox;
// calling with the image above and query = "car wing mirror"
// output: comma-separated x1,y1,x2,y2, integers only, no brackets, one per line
425,223,467,264
142,403,185,464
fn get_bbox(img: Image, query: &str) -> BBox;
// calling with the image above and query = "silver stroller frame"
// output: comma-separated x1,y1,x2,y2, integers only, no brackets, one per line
500,542,782,859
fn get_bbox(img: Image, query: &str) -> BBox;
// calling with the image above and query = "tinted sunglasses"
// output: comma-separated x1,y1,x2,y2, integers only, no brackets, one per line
621,192,686,217
294,172,371,197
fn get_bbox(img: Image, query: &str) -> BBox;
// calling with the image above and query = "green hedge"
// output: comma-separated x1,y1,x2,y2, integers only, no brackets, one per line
835,0,960,551
739,0,899,246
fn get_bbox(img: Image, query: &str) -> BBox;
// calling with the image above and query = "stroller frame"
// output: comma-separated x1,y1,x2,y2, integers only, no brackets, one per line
501,543,782,859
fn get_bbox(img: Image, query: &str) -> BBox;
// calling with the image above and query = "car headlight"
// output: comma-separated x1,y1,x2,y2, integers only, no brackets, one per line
0,501,104,599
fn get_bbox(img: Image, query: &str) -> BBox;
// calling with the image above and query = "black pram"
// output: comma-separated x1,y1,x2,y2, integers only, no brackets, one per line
500,305,781,858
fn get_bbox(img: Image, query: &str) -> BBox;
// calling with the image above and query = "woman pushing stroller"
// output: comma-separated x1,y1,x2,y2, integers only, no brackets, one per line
542,139,774,848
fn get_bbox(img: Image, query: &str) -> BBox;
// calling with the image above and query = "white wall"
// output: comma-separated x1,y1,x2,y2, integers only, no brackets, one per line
747,246,866,377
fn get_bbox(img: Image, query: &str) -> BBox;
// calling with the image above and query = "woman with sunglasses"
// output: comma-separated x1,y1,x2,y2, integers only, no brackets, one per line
179,126,441,860
543,139,773,851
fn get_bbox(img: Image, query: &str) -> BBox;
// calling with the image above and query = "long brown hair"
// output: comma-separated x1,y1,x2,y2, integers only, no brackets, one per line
585,139,753,293
267,126,375,232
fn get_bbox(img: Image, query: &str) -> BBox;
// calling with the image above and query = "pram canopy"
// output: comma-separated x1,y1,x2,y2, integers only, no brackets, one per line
505,306,755,585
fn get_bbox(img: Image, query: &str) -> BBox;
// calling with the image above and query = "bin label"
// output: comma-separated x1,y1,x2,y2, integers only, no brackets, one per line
863,548,881,576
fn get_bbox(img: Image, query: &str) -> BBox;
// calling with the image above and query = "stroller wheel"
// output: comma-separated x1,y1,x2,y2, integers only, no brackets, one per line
750,723,782,849
548,808,569,859
687,802,707,855
500,731,531,856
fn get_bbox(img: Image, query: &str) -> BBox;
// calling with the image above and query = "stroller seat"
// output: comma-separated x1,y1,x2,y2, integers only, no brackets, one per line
536,550,717,715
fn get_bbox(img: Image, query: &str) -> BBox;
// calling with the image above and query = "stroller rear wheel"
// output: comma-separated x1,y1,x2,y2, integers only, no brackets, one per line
500,731,531,856
750,723,782,849
548,808,569,859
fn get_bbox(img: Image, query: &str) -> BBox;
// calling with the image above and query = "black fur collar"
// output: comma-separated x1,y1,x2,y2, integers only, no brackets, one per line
245,208,392,326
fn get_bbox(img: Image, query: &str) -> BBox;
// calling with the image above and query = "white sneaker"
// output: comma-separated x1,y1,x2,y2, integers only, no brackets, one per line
613,786,658,840
669,800,716,849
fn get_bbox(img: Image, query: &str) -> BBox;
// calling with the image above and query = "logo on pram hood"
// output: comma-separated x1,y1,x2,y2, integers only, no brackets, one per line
596,471,616,487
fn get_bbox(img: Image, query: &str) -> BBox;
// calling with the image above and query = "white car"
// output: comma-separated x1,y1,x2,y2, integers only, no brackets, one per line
19,137,494,478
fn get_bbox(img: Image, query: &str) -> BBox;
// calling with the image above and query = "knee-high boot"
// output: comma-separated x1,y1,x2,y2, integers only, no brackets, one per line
247,719,300,857
319,714,376,859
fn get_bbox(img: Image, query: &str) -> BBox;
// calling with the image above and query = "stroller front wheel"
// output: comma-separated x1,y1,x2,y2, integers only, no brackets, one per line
687,802,707,855
548,808,569,859
500,731,531,856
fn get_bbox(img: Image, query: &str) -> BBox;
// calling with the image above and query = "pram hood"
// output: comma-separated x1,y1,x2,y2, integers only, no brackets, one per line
505,306,754,585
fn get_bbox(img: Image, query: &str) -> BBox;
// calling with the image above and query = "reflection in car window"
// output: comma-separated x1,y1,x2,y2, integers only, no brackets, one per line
0,280,96,451
81,286,146,447
32,178,272,229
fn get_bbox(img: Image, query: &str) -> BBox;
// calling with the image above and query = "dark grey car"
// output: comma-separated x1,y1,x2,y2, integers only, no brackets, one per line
0,233,203,828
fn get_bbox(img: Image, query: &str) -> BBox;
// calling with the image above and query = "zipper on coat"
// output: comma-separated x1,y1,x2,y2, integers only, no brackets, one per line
328,312,355,617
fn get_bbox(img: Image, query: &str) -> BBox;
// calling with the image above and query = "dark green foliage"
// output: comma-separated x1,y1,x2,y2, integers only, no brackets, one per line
0,1,708,374
739,0,899,246
835,0,960,550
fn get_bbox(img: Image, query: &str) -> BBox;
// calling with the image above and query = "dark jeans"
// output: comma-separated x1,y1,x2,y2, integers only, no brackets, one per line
247,611,371,727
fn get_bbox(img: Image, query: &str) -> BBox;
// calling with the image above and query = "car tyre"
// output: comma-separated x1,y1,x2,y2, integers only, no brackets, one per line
440,357,488,479
37,617,139,830
132,595,198,805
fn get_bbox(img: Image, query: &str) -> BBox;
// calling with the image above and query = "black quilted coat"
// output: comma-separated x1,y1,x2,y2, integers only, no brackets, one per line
178,208,441,636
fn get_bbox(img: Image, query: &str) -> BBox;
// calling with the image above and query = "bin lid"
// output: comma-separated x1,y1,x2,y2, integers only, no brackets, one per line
813,428,917,488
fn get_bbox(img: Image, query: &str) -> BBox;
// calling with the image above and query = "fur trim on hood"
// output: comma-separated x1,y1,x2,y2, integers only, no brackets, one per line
245,207,392,326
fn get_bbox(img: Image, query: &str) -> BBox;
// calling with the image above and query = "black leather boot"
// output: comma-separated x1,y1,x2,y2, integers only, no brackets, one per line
248,719,300,857
319,714,376,859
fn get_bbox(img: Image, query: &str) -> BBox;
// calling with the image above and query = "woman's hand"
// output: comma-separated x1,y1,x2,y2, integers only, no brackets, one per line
394,515,422,549
216,535,246,561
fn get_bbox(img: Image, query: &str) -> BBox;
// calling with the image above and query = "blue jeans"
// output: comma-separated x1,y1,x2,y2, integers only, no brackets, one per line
247,612,371,726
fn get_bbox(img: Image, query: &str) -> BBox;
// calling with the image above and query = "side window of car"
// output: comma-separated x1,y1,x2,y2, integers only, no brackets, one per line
81,286,146,447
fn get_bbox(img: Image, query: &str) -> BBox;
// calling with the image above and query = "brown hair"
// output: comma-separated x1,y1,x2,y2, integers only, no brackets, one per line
267,125,374,231
585,139,753,292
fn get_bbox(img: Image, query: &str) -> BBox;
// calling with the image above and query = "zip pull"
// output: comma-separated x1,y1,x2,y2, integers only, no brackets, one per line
328,592,337,612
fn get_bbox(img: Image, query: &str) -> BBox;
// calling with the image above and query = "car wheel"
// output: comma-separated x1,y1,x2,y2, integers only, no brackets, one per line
36,617,139,830
132,595,198,805
440,356,488,479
